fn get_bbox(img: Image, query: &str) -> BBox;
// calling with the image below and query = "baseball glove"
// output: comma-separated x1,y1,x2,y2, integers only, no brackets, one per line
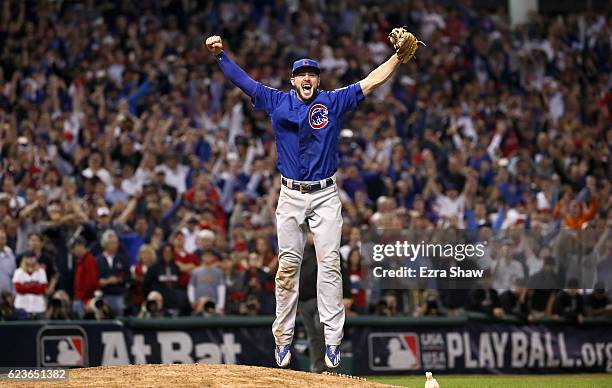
388,28,425,64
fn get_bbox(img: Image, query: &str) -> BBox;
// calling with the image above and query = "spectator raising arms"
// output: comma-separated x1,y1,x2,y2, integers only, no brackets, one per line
0,0,609,319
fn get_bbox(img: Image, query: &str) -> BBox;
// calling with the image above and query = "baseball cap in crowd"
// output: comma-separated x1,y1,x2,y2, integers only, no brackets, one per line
340,129,354,138
227,152,239,162
292,59,320,76
400,75,416,86
197,229,215,240
61,130,74,142
97,207,110,217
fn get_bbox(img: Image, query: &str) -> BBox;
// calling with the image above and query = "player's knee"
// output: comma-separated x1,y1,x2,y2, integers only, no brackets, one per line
317,250,340,267
276,261,299,291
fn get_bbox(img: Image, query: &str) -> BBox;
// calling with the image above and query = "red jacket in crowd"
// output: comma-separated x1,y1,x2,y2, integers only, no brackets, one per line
73,251,99,304
174,250,200,289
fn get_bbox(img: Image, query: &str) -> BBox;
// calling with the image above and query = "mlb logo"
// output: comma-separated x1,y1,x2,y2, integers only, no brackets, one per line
368,332,421,371
37,325,89,367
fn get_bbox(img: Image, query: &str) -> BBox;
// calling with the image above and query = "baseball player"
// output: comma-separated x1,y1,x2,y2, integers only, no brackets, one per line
205,29,421,368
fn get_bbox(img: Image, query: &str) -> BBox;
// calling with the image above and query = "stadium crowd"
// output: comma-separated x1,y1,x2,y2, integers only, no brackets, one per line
0,0,610,322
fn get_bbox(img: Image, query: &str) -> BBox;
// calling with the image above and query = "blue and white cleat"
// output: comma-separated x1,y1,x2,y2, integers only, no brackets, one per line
324,344,341,368
275,344,292,368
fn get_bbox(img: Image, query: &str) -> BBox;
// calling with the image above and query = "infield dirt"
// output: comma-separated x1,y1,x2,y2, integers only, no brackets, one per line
3,364,398,387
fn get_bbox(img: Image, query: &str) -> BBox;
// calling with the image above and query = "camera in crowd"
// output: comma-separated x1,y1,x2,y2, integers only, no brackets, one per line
85,290,114,320
0,291,22,321
145,300,159,313
46,291,72,320
239,295,261,316
192,296,217,317
138,291,167,319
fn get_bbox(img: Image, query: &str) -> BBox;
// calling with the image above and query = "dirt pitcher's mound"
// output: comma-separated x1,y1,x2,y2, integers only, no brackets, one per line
3,364,399,388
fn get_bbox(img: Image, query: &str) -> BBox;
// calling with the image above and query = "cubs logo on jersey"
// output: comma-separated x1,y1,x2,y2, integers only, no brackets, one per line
308,103,329,129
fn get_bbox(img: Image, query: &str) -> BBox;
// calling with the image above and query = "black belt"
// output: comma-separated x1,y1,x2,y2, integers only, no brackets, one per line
281,177,334,193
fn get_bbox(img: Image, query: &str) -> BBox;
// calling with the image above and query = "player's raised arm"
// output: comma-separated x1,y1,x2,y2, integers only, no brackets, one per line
359,28,424,96
358,54,402,97
205,35,258,98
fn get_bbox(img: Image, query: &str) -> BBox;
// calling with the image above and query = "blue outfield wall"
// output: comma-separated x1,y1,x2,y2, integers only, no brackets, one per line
0,315,611,375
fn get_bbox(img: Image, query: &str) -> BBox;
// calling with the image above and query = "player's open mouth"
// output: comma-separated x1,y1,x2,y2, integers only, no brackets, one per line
302,84,312,91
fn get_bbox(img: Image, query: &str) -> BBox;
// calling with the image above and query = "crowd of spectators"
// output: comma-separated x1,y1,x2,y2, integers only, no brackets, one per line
0,0,610,322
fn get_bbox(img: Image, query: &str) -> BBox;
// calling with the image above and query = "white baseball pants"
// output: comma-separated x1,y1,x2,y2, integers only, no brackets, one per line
272,178,344,346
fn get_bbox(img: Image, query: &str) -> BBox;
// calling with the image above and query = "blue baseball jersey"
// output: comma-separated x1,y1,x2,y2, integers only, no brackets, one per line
252,83,365,181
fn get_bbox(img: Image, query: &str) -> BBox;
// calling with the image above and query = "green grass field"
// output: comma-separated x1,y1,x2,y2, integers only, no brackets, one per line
367,374,612,388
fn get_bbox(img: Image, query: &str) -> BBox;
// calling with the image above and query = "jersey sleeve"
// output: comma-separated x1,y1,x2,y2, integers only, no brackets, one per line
215,52,258,97
252,84,285,114
329,82,365,116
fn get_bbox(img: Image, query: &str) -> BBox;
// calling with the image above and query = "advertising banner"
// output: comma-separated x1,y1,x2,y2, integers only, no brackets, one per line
352,322,612,374
2,320,611,375
0,322,277,368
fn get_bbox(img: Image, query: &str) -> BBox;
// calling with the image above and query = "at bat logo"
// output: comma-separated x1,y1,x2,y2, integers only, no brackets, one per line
308,103,329,129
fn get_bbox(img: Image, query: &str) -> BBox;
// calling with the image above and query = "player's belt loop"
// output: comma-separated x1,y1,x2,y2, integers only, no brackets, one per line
319,179,327,188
